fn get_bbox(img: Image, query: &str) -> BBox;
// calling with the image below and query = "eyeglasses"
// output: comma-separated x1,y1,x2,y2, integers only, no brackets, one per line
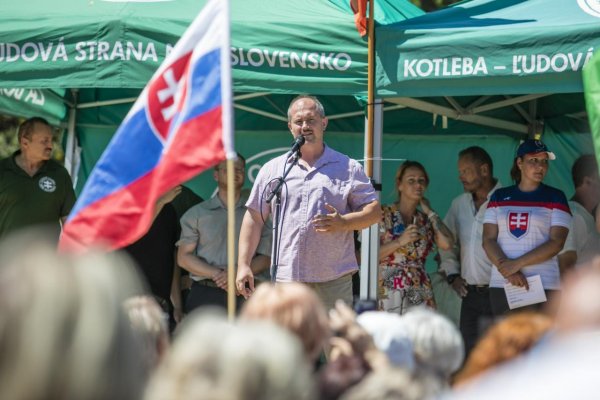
524,157,549,166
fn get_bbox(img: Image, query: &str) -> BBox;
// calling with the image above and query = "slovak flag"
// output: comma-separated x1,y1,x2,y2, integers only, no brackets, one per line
60,0,234,252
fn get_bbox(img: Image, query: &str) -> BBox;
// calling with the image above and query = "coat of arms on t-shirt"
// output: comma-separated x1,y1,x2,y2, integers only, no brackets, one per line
508,211,529,239
38,176,57,193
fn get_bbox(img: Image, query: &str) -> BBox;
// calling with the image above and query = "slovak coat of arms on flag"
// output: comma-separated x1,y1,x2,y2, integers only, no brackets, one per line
508,211,529,239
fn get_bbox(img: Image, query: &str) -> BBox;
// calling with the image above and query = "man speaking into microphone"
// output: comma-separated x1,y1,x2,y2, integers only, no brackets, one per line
236,95,381,310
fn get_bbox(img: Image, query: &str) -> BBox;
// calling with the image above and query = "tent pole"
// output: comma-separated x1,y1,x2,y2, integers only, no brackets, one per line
64,89,78,181
360,0,381,303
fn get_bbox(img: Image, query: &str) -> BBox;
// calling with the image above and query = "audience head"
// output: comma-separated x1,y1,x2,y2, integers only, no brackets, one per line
240,282,330,361
552,256,600,334
399,307,464,379
395,161,429,201
123,295,170,372
454,311,552,386
145,311,315,400
317,354,370,400
0,230,146,400
356,311,414,370
340,368,444,400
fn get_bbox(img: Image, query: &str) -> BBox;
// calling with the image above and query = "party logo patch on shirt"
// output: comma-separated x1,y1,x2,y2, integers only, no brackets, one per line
508,211,529,239
38,176,56,193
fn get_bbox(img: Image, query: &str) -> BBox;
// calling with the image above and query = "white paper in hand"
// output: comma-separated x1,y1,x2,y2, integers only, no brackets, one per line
503,275,547,310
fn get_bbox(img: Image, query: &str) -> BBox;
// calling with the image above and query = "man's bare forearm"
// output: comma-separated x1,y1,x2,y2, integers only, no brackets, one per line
341,200,382,231
177,245,222,278
238,209,265,270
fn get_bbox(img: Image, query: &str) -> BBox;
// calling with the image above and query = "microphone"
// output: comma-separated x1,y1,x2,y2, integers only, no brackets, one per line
285,135,305,160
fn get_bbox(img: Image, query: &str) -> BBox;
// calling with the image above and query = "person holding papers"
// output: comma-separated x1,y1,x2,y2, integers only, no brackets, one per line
482,139,571,316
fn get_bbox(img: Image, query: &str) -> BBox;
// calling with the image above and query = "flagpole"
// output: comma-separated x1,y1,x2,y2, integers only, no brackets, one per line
365,0,375,178
227,158,235,320
222,0,235,322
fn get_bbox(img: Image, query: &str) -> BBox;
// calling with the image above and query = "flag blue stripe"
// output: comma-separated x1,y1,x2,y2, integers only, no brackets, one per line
70,110,163,218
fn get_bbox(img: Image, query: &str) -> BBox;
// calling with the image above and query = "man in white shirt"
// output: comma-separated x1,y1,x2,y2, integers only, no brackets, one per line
560,155,600,267
440,146,500,356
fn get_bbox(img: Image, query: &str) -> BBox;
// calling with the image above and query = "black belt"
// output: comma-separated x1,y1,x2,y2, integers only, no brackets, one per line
466,284,489,293
192,279,220,289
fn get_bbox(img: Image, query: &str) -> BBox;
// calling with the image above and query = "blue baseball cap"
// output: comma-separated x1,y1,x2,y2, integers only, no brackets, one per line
516,139,556,160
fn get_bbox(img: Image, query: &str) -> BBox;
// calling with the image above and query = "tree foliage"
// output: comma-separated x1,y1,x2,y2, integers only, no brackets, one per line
0,116,20,159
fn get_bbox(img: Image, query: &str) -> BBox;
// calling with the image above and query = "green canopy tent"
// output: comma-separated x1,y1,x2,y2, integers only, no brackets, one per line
373,0,600,195
377,0,600,97
0,89,66,126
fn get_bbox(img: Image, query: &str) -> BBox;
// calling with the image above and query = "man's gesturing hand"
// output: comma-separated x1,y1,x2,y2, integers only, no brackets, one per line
236,264,255,299
311,203,346,232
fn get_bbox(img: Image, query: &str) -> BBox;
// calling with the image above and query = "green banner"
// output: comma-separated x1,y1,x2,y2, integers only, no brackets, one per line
377,0,600,97
0,88,66,125
0,0,422,96
583,50,600,174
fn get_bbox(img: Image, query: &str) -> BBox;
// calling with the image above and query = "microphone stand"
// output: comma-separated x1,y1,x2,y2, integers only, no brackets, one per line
266,150,301,282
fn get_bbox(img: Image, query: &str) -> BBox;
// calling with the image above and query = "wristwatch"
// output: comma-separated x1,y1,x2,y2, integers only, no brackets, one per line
446,273,460,285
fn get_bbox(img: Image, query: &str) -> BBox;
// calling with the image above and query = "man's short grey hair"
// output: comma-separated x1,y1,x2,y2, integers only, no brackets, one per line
287,95,326,121
18,116,52,142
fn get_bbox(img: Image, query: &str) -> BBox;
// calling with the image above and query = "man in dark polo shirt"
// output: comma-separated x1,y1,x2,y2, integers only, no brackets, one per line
0,117,76,243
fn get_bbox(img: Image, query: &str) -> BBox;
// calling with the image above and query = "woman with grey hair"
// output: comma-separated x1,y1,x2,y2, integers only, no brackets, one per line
123,295,171,374
145,311,316,400
399,307,465,381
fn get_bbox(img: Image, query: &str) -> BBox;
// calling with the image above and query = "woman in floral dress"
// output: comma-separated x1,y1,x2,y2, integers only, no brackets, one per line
379,161,454,314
